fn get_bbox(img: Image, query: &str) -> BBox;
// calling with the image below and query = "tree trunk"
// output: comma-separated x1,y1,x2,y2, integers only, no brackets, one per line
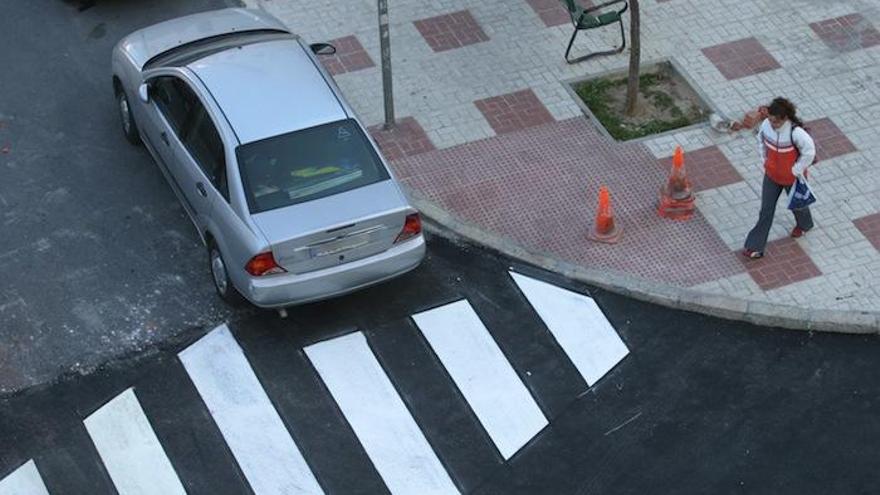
624,0,641,116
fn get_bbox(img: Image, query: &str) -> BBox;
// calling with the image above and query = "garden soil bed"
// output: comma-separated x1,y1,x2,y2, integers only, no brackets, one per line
572,61,710,141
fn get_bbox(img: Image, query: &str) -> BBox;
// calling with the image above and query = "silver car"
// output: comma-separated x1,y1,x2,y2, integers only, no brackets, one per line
111,8,425,308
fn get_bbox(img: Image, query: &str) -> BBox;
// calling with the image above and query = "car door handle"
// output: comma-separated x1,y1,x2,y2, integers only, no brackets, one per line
196,182,208,197
160,131,169,146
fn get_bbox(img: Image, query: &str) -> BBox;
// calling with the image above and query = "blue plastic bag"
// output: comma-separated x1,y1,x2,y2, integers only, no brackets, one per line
787,176,817,210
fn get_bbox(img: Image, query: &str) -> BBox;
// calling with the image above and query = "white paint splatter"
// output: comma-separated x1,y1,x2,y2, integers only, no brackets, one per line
0,297,26,313
35,238,51,252
43,187,70,204
55,228,101,242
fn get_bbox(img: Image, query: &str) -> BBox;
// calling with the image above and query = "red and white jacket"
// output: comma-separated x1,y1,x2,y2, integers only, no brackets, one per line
757,119,816,186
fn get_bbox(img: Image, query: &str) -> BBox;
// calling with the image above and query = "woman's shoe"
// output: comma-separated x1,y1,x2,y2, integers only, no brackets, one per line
791,227,809,238
742,249,764,259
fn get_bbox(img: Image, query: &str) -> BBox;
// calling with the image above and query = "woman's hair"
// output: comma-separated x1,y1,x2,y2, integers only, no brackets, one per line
767,97,804,127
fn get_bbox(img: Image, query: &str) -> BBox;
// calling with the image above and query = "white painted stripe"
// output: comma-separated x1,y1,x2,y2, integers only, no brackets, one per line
179,325,322,495
511,272,629,386
305,332,458,495
83,388,186,495
0,460,50,495
412,300,548,460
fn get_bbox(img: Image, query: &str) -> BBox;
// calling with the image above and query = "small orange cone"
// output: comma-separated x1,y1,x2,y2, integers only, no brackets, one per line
658,145,695,220
588,186,622,243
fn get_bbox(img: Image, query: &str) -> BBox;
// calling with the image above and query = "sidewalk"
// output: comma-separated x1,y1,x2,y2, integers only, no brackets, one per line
249,0,880,332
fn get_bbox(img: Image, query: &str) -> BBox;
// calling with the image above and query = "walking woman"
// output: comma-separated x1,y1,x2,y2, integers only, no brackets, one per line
743,97,816,259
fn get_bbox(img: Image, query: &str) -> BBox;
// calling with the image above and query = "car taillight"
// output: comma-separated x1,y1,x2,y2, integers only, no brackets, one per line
394,213,422,243
245,252,286,276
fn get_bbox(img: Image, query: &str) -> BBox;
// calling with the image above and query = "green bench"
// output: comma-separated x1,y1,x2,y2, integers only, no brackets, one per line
561,0,629,64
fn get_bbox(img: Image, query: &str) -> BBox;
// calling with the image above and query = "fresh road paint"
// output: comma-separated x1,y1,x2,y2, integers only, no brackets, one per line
305,332,459,494
511,272,629,386
179,325,323,495
0,460,50,495
83,388,186,495
412,299,548,459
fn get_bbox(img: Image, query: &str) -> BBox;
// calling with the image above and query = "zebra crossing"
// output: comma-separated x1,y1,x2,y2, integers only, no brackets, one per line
412,300,548,460
0,460,49,495
306,332,458,494
0,271,629,494
83,388,187,495
510,273,630,387
180,325,323,495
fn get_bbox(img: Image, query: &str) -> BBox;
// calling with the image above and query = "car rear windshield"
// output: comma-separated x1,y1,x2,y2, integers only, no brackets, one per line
236,119,391,213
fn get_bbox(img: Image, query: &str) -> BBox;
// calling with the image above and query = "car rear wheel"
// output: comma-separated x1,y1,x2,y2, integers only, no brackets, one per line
116,89,141,145
208,242,245,306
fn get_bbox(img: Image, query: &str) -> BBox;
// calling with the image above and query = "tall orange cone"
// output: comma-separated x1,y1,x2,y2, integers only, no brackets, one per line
658,145,695,220
588,186,622,243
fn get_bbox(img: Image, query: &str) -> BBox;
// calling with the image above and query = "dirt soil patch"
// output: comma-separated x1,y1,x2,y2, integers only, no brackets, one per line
573,62,709,141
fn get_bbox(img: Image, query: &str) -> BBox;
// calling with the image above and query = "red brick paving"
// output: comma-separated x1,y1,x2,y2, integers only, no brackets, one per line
318,35,374,76
475,89,556,135
414,10,489,53
737,237,822,291
525,0,595,27
656,146,743,192
526,0,569,27
804,118,857,162
390,117,744,286
810,13,880,52
701,37,781,80
854,213,880,252
368,117,436,162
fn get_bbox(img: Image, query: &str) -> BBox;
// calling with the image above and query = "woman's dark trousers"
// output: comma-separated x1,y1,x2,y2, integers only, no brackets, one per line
745,174,814,252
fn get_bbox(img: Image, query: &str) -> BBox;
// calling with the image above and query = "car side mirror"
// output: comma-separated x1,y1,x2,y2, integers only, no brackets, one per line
309,42,336,55
137,83,150,103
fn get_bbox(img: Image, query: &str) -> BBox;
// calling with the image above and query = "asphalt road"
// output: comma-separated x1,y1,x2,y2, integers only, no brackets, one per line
0,0,246,394
1,236,879,494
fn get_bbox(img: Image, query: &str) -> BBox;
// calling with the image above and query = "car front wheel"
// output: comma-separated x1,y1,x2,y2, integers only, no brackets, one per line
116,89,141,145
209,242,245,306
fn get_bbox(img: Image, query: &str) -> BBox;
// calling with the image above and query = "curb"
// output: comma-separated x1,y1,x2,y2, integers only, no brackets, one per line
409,190,880,335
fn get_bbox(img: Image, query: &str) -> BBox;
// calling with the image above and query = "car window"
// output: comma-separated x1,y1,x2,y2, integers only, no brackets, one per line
235,119,391,213
184,105,228,201
150,76,196,136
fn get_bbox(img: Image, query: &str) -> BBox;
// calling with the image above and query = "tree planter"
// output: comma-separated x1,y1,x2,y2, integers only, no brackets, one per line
566,60,713,142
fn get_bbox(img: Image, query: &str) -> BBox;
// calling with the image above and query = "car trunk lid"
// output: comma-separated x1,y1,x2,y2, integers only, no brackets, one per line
250,181,411,274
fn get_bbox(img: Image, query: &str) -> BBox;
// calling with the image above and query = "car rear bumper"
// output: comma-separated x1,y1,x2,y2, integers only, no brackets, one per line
242,236,426,308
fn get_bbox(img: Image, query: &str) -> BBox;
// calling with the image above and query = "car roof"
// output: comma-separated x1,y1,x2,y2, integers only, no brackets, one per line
187,38,347,144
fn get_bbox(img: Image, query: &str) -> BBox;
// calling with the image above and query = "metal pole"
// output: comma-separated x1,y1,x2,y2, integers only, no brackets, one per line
378,0,395,129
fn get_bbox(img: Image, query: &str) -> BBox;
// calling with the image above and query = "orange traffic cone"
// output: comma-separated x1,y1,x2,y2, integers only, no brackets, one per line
588,186,621,243
658,145,695,220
